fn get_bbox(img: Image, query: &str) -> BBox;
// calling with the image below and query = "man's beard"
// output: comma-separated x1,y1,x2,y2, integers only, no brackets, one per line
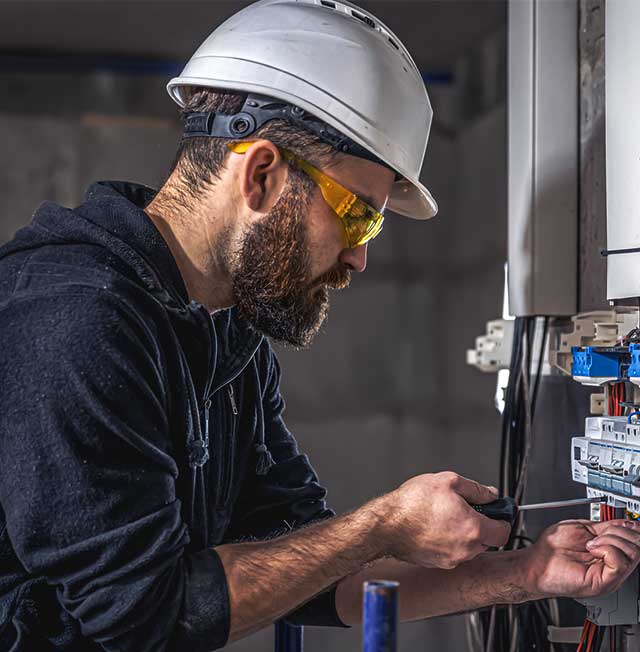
228,167,351,348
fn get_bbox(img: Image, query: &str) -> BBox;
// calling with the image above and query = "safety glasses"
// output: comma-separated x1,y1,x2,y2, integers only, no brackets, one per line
227,141,385,248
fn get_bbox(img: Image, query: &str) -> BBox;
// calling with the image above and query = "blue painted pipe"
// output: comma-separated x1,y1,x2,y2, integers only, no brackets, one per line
363,580,399,652
274,620,303,652
0,53,454,85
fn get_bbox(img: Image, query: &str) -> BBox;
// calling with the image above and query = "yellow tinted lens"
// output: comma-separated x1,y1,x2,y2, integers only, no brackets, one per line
339,198,384,247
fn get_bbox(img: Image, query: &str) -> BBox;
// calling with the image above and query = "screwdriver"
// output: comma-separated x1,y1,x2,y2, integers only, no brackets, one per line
470,496,607,525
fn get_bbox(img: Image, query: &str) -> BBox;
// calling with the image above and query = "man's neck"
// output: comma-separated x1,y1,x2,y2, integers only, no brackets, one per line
144,193,235,313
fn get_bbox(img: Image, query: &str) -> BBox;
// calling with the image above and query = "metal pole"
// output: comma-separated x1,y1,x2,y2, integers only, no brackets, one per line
363,580,399,652
274,620,303,652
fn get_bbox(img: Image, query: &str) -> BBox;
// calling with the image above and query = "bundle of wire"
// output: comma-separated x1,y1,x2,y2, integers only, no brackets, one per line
465,316,557,652
576,620,605,652
608,382,625,418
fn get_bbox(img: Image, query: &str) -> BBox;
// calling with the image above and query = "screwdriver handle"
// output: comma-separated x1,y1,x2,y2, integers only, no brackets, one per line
470,497,518,525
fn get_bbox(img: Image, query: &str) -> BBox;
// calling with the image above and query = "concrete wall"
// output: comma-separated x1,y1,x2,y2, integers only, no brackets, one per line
0,68,507,651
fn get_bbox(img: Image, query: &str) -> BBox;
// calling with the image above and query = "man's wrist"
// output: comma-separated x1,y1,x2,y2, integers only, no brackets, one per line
503,547,545,603
362,492,401,559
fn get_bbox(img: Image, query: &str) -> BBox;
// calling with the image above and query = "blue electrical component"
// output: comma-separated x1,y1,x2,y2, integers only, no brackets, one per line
628,344,640,381
571,346,630,379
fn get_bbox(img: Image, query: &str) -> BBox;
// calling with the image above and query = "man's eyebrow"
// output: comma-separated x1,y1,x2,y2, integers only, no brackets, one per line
324,162,385,213
355,190,385,213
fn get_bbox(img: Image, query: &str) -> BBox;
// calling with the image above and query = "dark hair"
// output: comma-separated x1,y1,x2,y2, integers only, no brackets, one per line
166,86,339,202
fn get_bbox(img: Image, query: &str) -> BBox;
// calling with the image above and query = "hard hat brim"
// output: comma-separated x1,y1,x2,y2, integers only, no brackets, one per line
388,178,438,220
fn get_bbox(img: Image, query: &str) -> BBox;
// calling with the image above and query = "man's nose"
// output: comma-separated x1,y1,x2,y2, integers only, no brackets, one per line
339,243,368,273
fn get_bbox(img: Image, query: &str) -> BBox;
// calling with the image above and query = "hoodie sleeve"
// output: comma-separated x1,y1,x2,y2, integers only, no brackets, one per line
225,341,348,628
0,287,230,651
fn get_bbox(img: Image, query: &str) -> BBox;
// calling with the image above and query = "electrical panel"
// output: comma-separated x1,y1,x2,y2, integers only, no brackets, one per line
473,0,640,644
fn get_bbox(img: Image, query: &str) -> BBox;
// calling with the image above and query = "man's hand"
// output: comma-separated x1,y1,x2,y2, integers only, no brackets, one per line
525,519,640,599
381,471,511,569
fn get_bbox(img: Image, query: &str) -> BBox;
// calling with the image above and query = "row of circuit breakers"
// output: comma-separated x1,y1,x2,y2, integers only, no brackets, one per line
572,417,640,512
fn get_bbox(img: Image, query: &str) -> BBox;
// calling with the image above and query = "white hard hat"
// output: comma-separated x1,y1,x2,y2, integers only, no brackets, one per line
167,0,437,220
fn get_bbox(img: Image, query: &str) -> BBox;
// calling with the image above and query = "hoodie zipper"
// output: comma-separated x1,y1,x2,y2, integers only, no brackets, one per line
220,384,238,505
203,397,212,456
197,301,216,469
228,384,238,416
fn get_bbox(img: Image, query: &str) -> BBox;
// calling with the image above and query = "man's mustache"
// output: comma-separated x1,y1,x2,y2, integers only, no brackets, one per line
311,265,352,291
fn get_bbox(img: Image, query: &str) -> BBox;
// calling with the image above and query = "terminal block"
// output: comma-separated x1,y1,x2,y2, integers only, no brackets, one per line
571,346,630,386
466,319,514,373
550,309,639,377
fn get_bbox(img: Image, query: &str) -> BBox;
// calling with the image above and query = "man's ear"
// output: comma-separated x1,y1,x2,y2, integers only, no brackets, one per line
237,140,288,213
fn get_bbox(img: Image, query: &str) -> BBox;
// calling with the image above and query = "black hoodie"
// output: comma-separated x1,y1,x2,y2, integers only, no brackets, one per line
0,181,341,652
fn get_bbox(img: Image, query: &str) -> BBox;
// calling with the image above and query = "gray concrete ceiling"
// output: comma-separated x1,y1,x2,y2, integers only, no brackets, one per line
0,0,505,70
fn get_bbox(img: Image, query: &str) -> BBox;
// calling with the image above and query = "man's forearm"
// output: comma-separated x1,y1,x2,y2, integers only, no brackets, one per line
335,549,540,625
215,497,391,642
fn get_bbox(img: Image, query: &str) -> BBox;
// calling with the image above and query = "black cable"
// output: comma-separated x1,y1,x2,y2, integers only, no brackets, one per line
592,625,605,652
531,317,549,420
491,317,555,652
499,317,525,497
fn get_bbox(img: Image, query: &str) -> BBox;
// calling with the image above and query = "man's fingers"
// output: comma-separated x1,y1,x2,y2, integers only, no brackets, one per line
592,519,638,535
587,532,640,563
478,517,512,548
593,522,640,547
451,475,499,505
587,541,640,593
588,541,631,570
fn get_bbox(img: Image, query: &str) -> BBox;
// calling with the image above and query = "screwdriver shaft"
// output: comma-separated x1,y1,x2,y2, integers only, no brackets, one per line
518,496,606,511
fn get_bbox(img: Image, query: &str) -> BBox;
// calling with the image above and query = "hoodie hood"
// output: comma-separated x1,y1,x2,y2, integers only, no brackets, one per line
0,180,263,388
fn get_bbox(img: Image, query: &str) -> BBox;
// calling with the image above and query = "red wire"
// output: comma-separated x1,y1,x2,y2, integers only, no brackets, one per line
577,620,589,652
617,382,625,416
607,384,617,417
618,384,622,416
609,382,625,417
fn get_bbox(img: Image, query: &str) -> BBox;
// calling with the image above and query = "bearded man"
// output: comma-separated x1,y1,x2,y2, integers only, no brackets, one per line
1,2,640,651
